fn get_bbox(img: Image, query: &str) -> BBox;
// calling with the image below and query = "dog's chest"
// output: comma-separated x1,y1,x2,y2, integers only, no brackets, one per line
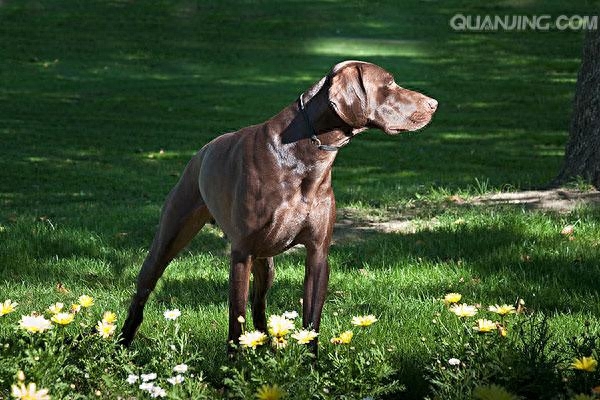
247,191,312,257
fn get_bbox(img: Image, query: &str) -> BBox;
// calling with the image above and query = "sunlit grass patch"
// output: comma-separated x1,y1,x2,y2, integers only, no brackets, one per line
307,37,425,58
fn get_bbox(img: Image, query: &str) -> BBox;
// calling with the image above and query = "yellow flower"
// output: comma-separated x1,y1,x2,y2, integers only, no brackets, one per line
239,330,268,349
267,315,295,338
255,384,284,400
571,356,597,372
271,336,288,350
78,295,94,308
11,382,51,400
443,293,462,304
351,315,378,327
449,303,477,318
96,320,116,339
0,299,18,316
102,311,117,324
19,315,52,333
488,304,516,316
51,312,75,326
70,304,81,314
291,329,318,344
473,319,496,333
47,302,64,314
330,330,353,345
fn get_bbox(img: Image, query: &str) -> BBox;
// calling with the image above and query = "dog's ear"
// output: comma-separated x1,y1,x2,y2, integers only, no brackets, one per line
328,65,368,128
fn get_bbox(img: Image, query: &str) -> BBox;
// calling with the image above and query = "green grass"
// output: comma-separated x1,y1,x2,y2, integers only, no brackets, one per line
2,0,600,398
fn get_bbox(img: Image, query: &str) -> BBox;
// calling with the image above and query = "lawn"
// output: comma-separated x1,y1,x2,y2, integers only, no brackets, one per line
1,0,600,399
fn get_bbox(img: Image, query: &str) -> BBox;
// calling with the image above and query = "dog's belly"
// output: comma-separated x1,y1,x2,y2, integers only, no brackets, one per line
215,195,310,258
201,191,307,257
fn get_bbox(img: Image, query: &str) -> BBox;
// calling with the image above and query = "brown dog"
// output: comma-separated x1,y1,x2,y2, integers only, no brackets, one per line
120,60,437,350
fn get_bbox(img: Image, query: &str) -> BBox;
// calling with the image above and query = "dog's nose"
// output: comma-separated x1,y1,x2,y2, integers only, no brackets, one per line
426,98,438,112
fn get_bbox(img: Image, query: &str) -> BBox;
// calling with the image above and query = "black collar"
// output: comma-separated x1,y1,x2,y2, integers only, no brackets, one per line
298,95,350,152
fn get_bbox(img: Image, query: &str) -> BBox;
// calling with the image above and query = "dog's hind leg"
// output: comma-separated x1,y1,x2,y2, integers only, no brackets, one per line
120,158,211,346
250,257,275,333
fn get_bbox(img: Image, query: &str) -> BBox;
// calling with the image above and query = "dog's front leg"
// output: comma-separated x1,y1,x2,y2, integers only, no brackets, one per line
302,245,330,353
250,257,274,333
228,250,253,350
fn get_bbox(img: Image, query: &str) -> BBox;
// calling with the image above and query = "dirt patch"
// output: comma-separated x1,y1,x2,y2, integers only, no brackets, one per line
333,217,420,242
470,188,600,212
333,208,436,243
333,188,600,243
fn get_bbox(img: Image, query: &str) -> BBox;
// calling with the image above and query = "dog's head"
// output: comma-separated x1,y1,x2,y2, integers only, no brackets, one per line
328,60,437,134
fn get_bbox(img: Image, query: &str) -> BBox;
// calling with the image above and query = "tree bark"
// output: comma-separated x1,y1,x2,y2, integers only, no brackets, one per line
554,28,600,188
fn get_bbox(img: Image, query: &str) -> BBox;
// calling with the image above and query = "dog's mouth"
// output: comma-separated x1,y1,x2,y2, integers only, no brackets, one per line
384,127,409,135
385,111,434,135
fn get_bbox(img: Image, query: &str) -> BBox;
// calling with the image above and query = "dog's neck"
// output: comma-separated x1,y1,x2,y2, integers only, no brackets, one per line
297,90,355,151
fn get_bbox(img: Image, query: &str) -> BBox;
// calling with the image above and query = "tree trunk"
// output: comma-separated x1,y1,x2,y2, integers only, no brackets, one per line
554,28,600,188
